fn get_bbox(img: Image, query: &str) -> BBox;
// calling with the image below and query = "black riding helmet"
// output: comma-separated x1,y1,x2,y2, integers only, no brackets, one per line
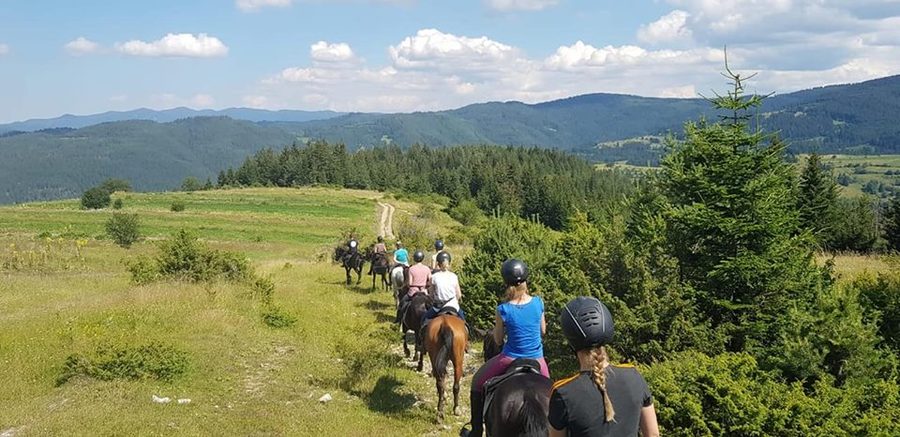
436,251,451,264
500,259,529,286
413,250,425,262
560,296,614,351
435,240,445,250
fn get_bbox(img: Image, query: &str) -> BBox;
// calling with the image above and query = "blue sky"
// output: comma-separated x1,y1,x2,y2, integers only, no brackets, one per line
2,0,900,122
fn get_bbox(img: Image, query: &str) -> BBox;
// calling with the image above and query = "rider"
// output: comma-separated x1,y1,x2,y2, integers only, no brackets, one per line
461,259,548,437
422,251,465,323
368,236,388,275
347,235,359,255
431,239,447,270
549,297,660,437
396,249,431,324
393,241,409,267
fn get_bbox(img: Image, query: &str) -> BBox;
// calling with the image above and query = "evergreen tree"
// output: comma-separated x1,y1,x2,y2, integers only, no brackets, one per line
883,194,900,251
797,153,839,246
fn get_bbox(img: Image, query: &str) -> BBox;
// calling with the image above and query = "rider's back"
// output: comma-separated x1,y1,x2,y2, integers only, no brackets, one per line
549,366,652,437
498,296,544,359
431,271,459,309
408,263,431,288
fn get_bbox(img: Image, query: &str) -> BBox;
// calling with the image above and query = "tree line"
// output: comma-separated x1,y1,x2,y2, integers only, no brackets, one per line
217,143,637,230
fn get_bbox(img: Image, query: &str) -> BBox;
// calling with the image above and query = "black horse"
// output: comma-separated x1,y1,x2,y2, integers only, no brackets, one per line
333,245,365,286
475,331,551,437
366,249,391,292
401,292,431,369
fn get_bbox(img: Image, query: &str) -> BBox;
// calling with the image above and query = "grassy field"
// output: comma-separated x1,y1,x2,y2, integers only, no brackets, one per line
0,187,472,436
803,154,900,198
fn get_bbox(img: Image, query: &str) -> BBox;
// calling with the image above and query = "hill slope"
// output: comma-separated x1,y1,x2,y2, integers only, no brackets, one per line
0,117,295,204
0,107,341,134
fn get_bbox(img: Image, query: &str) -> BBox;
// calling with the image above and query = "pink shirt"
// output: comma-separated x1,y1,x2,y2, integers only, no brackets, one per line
374,243,386,253
407,263,432,294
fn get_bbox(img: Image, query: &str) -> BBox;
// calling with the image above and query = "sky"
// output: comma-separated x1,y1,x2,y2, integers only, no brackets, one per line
2,0,900,122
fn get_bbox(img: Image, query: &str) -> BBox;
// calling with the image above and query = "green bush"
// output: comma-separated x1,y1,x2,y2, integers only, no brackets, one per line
180,177,203,192
105,213,140,248
57,342,188,385
262,306,296,328
81,186,111,209
394,215,435,254
125,255,159,285
99,178,131,193
170,201,186,212
112,198,124,210
251,275,276,305
448,198,486,226
154,230,251,283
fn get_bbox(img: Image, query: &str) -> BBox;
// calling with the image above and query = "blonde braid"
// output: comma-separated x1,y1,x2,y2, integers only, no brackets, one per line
591,346,615,423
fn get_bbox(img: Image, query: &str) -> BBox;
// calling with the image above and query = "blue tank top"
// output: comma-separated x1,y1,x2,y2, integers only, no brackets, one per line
498,296,544,358
394,248,409,263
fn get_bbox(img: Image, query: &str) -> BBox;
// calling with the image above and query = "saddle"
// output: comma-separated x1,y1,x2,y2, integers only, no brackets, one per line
482,358,544,426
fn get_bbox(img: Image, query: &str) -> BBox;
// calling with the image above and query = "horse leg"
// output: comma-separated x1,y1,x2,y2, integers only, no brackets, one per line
345,267,351,285
403,330,410,358
372,270,376,292
436,372,446,424
417,343,425,372
452,354,463,416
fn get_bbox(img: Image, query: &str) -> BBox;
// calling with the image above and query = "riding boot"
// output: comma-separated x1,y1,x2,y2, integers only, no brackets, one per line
460,391,484,437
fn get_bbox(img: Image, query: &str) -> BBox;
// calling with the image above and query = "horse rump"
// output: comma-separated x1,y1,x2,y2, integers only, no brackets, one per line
432,321,454,380
485,373,552,437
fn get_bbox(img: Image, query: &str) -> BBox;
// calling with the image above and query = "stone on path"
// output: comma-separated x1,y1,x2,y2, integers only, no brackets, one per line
318,393,333,403
152,395,171,404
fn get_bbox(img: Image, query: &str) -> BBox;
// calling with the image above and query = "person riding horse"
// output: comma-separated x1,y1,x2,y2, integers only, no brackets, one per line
367,236,388,275
395,250,431,324
421,251,465,325
461,259,549,437
431,239,447,271
549,297,660,437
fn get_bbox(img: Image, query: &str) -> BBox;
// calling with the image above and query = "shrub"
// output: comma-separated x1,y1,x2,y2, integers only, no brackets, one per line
105,213,140,248
181,177,203,192
170,201,186,212
57,342,188,385
448,198,486,226
126,255,159,285
262,306,296,328
394,214,435,254
112,198,124,210
99,178,131,193
251,275,276,305
154,230,251,283
81,186,111,209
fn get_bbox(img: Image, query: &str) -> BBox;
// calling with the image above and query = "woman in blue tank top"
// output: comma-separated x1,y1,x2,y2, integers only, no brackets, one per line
461,259,549,437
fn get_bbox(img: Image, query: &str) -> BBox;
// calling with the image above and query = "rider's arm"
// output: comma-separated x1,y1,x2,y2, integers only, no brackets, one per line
640,405,660,437
455,282,462,301
492,311,504,347
550,428,567,437
540,312,547,336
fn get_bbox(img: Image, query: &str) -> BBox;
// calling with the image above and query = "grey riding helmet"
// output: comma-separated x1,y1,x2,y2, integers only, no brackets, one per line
560,296,614,351
434,240,445,251
413,250,425,262
436,251,451,264
500,259,529,286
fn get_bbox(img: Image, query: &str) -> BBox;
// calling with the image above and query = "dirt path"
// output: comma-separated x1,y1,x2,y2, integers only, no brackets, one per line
377,202,395,239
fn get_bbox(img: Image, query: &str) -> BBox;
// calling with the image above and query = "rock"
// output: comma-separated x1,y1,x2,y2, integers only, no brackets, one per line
152,395,171,404
318,393,333,403
177,398,191,405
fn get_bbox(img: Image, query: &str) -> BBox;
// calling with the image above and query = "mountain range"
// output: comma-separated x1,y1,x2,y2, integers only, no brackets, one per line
2,74,900,204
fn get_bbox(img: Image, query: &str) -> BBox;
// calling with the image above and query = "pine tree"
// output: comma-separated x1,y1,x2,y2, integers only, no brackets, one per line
884,194,900,251
797,153,839,246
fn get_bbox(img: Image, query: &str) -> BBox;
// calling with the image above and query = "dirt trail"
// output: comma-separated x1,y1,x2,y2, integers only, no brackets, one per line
376,202,395,239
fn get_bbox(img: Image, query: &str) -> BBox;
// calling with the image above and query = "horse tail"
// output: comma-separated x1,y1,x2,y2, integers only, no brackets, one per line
433,319,454,380
518,389,550,437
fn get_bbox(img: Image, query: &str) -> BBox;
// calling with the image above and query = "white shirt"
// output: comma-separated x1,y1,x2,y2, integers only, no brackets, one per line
431,271,460,310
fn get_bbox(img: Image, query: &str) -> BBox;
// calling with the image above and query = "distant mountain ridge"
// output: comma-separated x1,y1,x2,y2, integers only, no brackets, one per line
2,74,900,204
0,107,342,133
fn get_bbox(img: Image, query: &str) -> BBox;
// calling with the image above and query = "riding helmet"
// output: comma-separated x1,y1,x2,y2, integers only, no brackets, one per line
436,251,451,265
413,250,425,262
434,240,445,251
377,235,384,242
500,259,529,286
560,296,614,351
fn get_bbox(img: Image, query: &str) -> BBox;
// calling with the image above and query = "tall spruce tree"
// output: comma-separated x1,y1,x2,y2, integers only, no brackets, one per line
661,64,822,353
797,153,839,246
885,194,900,251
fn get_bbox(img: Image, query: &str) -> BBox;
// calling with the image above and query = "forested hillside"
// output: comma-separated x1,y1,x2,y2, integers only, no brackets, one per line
0,117,294,204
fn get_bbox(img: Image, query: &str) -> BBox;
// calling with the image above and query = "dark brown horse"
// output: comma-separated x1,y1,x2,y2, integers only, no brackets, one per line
333,245,364,285
422,314,467,423
401,292,431,367
366,250,390,291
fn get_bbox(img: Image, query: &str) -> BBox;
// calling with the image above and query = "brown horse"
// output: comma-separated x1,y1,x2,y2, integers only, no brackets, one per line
422,314,467,423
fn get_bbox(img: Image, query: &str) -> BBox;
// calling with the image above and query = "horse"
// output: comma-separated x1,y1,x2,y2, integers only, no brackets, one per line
390,264,408,308
474,329,550,437
366,250,391,292
401,292,431,368
333,245,364,286
422,313,467,423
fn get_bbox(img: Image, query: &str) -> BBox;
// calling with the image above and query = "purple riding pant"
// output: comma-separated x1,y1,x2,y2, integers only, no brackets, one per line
472,353,550,393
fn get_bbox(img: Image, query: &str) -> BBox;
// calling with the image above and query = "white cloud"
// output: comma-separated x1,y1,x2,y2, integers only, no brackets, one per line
116,33,228,58
150,93,217,109
310,41,356,63
545,41,721,70
243,95,270,108
638,10,693,45
0,43,9,55
485,0,559,11
236,0,292,12
191,94,215,107
388,28,519,70
65,37,101,56
660,85,697,98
